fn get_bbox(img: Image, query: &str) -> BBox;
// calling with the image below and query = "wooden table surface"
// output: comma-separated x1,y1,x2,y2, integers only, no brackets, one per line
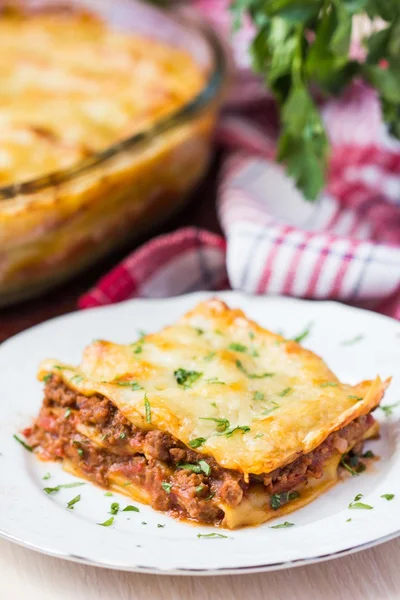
1,163,400,599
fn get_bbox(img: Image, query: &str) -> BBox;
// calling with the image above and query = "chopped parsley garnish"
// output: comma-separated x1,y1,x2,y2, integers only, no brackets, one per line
220,425,250,438
270,521,294,529
320,382,338,388
380,402,400,417
340,458,359,476
210,402,217,408
346,518,352,522
253,391,265,401
64,407,71,419
205,378,226,385
291,323,313,344
104,492,113,497
199,460,211,476
71,375,83,384
348,395,363,401
77,448,84,457
261,402,279,416
157,524,165,528
189,437,206,449
341,334,364,346
110,502,120,515
119,433,126,440
13,435,33,452
197,533,229,539
43,373,52,383
97,517,114,527
67,494,81,510
137,329,147,340
53,365,65,371
200,417,230,432
381,494,395,501
348,501,373,510
206,491,215,500
195,485,204,494
354,493,363,501
236,360,274,379
162,482,172,494
194,328,204,335
204,352,216,363
43,472,51,480
116,381,143,391
133,345,143,354
362,450,375,459
228,343,248,353
144,394,151,424
178,461,211,476
122,505,140,512
271,491,300,510
141,521,147,525
44,482,85,494
254,433,264,439
174,368,203,389
279,387,292,397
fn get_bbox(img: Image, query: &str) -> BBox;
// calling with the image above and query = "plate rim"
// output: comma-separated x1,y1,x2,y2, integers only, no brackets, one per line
1,291,399,575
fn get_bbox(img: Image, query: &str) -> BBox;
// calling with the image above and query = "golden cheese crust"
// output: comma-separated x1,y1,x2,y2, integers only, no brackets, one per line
0,8,205,186
38,299,389,476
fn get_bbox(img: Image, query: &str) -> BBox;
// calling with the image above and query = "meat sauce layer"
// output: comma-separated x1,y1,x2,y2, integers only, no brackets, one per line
25,376,375,525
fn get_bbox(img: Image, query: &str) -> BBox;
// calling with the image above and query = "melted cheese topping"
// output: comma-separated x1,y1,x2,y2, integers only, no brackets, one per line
39,299,389,476
0,9,205,186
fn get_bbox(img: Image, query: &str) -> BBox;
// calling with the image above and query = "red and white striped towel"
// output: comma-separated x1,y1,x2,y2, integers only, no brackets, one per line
80,4,400,320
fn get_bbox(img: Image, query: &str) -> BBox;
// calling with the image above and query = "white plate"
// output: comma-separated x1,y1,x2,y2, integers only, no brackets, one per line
0,292,400,575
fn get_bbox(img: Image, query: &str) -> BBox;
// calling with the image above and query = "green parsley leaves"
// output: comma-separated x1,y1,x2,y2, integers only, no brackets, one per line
162,482,173,494
197,533,229,539
67,495,81,510
144,394,151,423
115,381,143,391
228,343,247,353
200,417,230,433
347,395,363,401
43,373,53,384
13,434,33,452
381,494,395,501
199,417,250,437
271,491,300,510
236,360,274,379
279,387,292,397
253,391,265,401
341,335,364,346
291,324,313,344
188,437,206,449
122,505,140,512
97,517,114,527
178,461,211,476
44,482,86,494
270,521,294,529
110,502,120,515
380,402,400,417
174,369,203,389
348,493,373,510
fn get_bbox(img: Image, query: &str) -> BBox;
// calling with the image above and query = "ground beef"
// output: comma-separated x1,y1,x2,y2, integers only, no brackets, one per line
26,376,375,525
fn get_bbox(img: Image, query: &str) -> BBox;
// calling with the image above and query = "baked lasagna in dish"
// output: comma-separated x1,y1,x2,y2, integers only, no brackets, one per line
25,299,389,529
0,2,224,306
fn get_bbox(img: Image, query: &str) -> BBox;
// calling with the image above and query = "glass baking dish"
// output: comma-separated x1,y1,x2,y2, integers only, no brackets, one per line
0,0,227,306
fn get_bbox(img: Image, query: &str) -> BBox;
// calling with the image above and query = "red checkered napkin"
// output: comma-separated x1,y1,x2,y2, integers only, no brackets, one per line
80,6,400,320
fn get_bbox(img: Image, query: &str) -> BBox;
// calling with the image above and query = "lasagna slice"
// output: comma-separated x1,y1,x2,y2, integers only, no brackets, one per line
25,299,389,529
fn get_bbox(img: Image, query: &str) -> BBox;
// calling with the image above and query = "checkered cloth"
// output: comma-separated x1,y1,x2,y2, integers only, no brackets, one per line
80,5,400,320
